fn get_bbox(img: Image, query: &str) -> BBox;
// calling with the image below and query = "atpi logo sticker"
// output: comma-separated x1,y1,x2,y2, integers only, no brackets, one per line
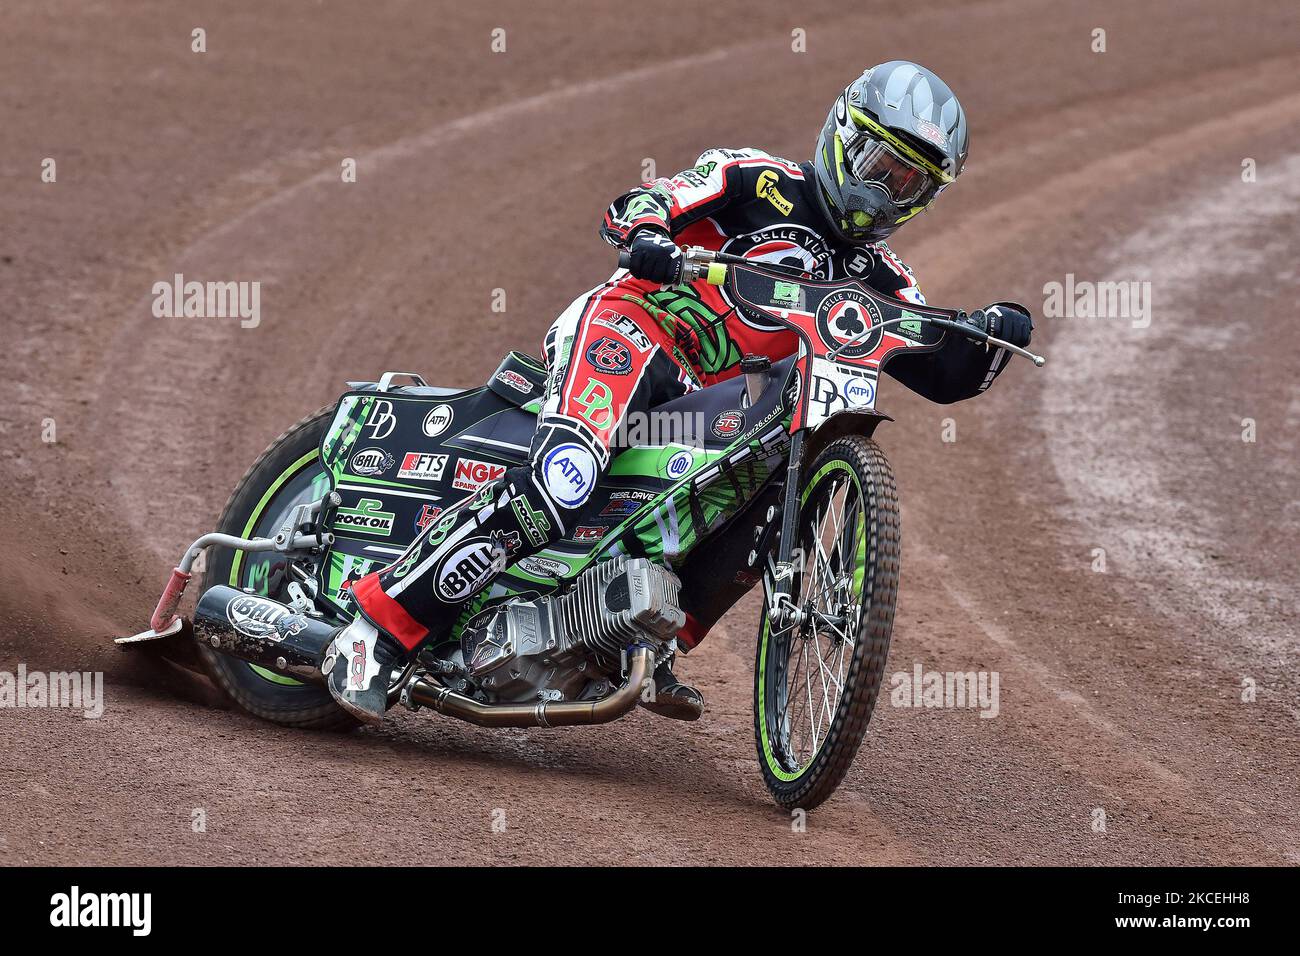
816,289,883,358
842,375,876,408
422,404,454,437
543,443,597,508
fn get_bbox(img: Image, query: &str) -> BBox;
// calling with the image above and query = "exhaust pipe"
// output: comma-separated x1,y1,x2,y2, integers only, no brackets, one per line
403,644,655,728
192,586,336,684
195,585,654,728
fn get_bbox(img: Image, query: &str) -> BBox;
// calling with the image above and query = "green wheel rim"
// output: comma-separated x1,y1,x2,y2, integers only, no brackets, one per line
758,459,868,781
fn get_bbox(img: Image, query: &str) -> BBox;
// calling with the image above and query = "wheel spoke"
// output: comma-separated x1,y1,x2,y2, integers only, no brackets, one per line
766,463,878,775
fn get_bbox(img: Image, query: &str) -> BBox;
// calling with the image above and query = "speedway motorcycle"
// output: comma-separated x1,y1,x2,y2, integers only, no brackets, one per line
120,247,1044,809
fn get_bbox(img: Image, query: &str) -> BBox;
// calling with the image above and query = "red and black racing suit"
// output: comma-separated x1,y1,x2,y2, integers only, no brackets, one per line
351,148,1014,652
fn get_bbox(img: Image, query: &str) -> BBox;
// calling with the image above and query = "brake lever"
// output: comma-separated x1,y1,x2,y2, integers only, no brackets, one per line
929,315,1046,366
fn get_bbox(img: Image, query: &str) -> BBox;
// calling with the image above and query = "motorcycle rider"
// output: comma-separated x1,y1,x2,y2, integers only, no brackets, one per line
324,60,1033,724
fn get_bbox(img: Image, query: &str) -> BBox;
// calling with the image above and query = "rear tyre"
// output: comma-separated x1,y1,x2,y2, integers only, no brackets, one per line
196,406,358,730
753,435,900,809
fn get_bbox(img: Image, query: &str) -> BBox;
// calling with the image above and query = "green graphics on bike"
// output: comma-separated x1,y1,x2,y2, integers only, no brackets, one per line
617,427,787,565
320,394,374,481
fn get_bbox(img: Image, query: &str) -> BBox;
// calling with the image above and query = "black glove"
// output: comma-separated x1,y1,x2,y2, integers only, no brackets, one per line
626,229,683,284
970,301,1033,348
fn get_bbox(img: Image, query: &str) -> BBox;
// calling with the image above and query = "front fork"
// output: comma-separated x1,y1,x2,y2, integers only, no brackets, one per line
764,428,806,629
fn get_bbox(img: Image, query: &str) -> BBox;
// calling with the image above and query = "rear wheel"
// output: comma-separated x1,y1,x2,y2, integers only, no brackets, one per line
753,435,900,809
197,406,357,729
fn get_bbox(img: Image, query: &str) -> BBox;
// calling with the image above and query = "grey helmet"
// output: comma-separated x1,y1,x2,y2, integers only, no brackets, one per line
812,61,969,244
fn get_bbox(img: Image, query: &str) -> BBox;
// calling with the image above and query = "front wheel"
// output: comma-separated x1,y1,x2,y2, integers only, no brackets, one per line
753,435,900,809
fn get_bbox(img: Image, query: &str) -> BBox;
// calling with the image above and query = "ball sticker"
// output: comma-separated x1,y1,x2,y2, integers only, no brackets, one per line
434,537,505,602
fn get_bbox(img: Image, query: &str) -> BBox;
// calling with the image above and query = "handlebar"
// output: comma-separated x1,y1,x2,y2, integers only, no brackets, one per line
616,244,1046,366
617,245,737,285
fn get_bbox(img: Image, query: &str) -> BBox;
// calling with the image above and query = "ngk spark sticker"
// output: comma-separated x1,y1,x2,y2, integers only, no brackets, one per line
452,457,507,492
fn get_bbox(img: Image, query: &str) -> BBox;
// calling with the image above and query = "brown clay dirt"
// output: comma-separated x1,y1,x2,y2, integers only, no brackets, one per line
1,0,1296,864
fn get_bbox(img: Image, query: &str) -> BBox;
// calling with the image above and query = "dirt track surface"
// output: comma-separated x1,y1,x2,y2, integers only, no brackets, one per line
2,0,1297,865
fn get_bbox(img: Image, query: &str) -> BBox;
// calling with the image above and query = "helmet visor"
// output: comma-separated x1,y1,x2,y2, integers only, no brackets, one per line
844,133,938,206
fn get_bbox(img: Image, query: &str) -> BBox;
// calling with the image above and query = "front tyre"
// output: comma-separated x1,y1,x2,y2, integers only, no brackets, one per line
196,406,357,729
754,435,900,809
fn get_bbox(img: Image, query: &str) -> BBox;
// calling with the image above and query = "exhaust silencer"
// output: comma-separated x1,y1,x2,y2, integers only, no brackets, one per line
193,585,336,684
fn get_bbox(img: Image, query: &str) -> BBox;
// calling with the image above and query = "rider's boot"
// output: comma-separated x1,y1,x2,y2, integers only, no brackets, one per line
640,654,705,721
323,616,408,725
330,469,557,723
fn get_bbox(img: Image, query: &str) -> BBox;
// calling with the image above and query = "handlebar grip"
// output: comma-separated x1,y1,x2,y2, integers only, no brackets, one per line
617,250,632,271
